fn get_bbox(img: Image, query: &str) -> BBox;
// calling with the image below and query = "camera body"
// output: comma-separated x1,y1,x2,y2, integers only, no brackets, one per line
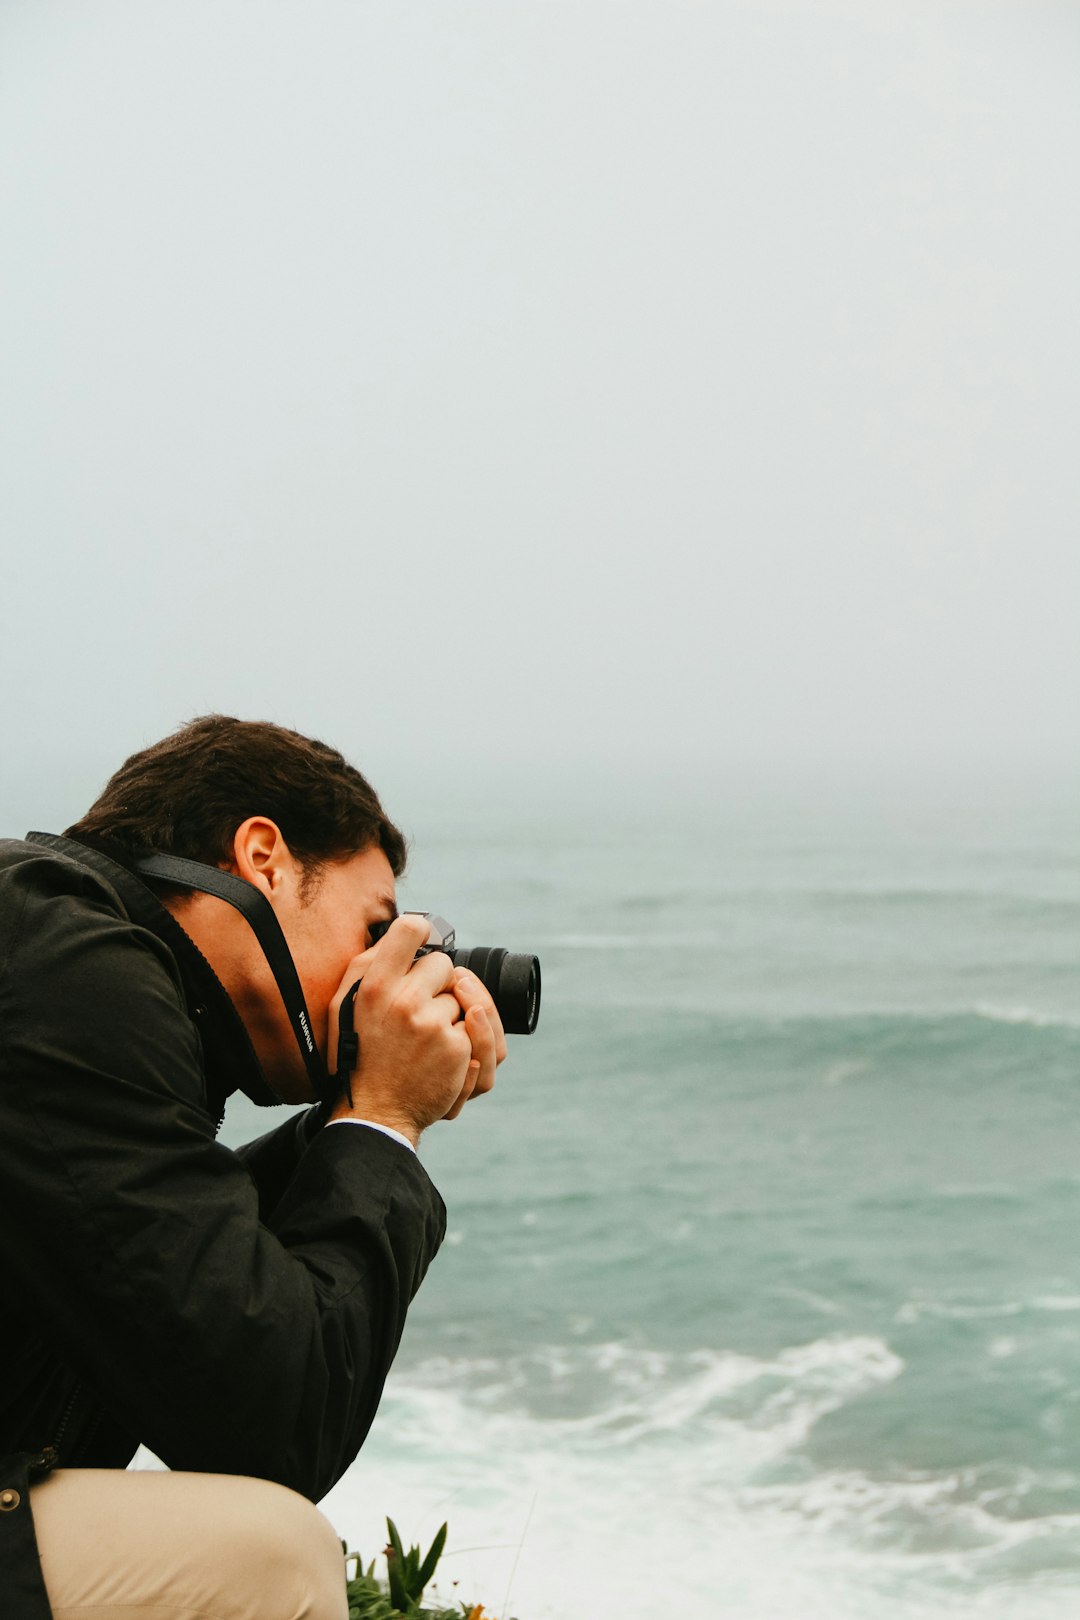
370,913,541,1036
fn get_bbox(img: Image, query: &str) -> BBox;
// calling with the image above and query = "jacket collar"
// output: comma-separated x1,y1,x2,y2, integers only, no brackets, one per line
25,832,280,1112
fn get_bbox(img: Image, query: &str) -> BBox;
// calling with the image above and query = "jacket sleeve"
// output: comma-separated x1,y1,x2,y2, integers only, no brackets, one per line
233,1105,328,1224
0,854,446,1500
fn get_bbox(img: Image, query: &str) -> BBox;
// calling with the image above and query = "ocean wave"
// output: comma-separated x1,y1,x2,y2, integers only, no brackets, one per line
582,888,1080,920
746,1464,1080,1568
898,1293,1080,1325
770,1006,1080,1034
339,1336,904,1476
320,1336,1080,1620
972,1003,1080,1030
557,995,1080,1028
560,1006,1080,1060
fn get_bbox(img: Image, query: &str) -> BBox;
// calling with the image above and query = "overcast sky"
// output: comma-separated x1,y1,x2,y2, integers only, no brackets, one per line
1,0,1077,830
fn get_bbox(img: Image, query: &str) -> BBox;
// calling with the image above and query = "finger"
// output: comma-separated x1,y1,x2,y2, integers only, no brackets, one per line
463,1003,496,1098
403,948,459,998
442,1056,481,1120
431,988,466,1026
360,913,434,986
441,1006,492,1119
451,969,509,1064
328,910,424,1017
439,1007,481,1117
329,946,379,1021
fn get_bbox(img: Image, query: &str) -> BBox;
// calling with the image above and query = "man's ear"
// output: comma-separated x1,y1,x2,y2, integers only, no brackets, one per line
227,817,298,900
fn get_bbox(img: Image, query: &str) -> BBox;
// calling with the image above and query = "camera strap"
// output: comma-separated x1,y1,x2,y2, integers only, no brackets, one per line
335,982,362,1109
134,853,331,1099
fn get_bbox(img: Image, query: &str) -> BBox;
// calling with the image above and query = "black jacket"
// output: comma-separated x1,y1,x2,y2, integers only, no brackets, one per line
0,833,446,1499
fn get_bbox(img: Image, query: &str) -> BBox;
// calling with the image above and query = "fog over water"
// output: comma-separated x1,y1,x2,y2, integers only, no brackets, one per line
1,0,1077,821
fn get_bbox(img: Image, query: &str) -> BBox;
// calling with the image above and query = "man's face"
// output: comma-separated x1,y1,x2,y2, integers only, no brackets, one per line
262,842,398,1100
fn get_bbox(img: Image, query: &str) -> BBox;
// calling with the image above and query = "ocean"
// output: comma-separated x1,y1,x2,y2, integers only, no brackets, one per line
221,778,1080,1619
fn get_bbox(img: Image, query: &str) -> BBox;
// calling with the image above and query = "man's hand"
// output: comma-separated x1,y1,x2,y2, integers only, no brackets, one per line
444,964,508,1119
327,915,506,1145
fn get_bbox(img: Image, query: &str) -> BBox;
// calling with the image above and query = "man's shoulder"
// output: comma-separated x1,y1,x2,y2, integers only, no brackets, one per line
0,834,181,999
0,835,199,1104
0,833,124,907
0,832,125,887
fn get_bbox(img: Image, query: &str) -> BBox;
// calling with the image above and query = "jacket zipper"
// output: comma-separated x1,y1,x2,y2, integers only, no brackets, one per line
49,1381,83,1464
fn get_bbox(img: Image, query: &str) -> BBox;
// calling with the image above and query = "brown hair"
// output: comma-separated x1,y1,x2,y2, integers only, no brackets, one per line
65,715,407,881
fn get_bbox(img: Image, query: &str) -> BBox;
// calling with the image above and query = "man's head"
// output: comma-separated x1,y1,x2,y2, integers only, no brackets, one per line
66,716,408,1099
65,713,406,887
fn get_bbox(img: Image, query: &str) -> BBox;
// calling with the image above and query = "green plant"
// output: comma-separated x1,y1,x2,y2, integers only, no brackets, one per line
344,1518,491,1620
345,1551,400,1620
387,1518,446,1612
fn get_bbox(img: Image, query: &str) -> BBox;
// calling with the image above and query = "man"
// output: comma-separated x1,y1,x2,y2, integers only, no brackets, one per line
0,716,506,1620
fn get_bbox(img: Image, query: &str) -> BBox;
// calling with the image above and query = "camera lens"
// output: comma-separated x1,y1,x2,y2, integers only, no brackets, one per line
449,946,541,1035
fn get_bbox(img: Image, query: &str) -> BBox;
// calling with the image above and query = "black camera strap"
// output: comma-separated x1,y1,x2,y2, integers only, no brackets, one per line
335,982,362,1110
134,853,331,1099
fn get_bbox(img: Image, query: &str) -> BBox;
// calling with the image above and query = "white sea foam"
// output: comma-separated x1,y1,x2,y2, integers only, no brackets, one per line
896,1292,1080,1325
896,1299,1024,1324
349,1336,902,1464
972,1002,1080,1030
316,1334,1080,1620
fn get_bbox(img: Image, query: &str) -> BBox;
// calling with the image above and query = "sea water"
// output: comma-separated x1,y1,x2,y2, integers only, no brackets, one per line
222,778,1080,1619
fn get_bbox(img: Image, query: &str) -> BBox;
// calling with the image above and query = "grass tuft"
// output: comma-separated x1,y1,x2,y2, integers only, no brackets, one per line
343,1519,516,1620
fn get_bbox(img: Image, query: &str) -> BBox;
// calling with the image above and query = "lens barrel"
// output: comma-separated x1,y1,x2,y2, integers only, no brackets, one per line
449,946,541,1035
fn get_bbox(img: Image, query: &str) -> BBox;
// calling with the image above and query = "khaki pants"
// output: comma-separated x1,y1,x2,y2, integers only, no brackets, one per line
30,1469,348,1620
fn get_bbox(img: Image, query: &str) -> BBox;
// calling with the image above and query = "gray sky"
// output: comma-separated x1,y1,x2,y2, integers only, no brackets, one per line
2,0,1077,828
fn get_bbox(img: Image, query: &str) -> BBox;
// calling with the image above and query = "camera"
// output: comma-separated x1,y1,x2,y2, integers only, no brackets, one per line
370,913,541,1035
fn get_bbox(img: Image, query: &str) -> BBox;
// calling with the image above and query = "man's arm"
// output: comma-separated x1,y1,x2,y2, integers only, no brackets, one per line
233,1106,418,1227
233,1106,327,1223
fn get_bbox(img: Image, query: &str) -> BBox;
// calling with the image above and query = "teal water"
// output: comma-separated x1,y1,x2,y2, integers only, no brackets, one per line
223,784,1080,1618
